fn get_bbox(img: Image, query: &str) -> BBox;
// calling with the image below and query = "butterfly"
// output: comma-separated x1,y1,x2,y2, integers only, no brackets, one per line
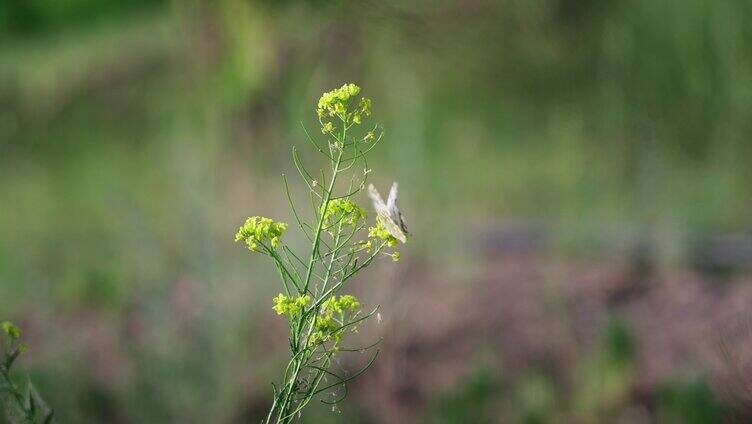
367,182,408,243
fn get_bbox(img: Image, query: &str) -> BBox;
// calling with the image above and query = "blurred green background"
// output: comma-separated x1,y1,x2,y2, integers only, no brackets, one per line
2,0,752,422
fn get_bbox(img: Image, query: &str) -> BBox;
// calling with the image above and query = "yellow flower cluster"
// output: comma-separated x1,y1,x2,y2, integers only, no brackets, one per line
368,219,399,247
317,83,372,126
1,321,21,340
272,294,311,318
235,216,288,252
322,294,360,315
323,199,367,227
309,295,361,345
317,83,360,118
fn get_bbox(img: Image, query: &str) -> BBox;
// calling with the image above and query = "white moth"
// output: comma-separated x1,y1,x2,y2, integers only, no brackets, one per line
367,182,408,243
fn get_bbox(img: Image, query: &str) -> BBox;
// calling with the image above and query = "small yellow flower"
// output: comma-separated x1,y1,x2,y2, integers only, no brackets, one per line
1,321,21,340
316,83,372,125
368,219,399,247
272,294,311,318
235,216,288,252
322,199,367,226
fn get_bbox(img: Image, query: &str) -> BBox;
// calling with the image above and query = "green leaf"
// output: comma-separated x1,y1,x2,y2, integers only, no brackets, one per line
43,410,55,424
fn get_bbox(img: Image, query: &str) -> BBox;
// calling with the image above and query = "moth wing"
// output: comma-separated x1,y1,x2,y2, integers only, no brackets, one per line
386,182,399,210
396,210,408,234
370,183,407,243
379,214,407,243
386,182,407,230
368,184,387,212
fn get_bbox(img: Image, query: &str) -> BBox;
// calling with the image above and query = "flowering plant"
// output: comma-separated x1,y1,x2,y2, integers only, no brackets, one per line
0,322,53,423
235,83,404,422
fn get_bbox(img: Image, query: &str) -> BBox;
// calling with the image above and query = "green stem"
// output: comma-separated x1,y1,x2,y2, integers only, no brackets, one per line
302,148,342,296
0,364,29,420
271,122,348,423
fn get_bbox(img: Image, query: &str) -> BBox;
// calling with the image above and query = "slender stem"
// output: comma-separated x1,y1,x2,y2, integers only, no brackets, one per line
272,120,348,423
302,148,342,295
0,362,31,421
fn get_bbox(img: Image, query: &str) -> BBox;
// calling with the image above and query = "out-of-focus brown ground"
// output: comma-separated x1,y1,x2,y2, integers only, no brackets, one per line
344,230,752,422
15,228,752,422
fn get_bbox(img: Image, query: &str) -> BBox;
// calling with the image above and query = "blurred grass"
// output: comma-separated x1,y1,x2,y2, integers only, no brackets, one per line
1,0,751,422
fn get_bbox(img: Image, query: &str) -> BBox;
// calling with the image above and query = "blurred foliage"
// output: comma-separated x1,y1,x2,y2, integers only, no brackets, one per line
1,0,750,422
431,367,500,424
657,378,727,424
572,317,636,421
426,318,720,423
514,373,557,424
0,0,165,36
